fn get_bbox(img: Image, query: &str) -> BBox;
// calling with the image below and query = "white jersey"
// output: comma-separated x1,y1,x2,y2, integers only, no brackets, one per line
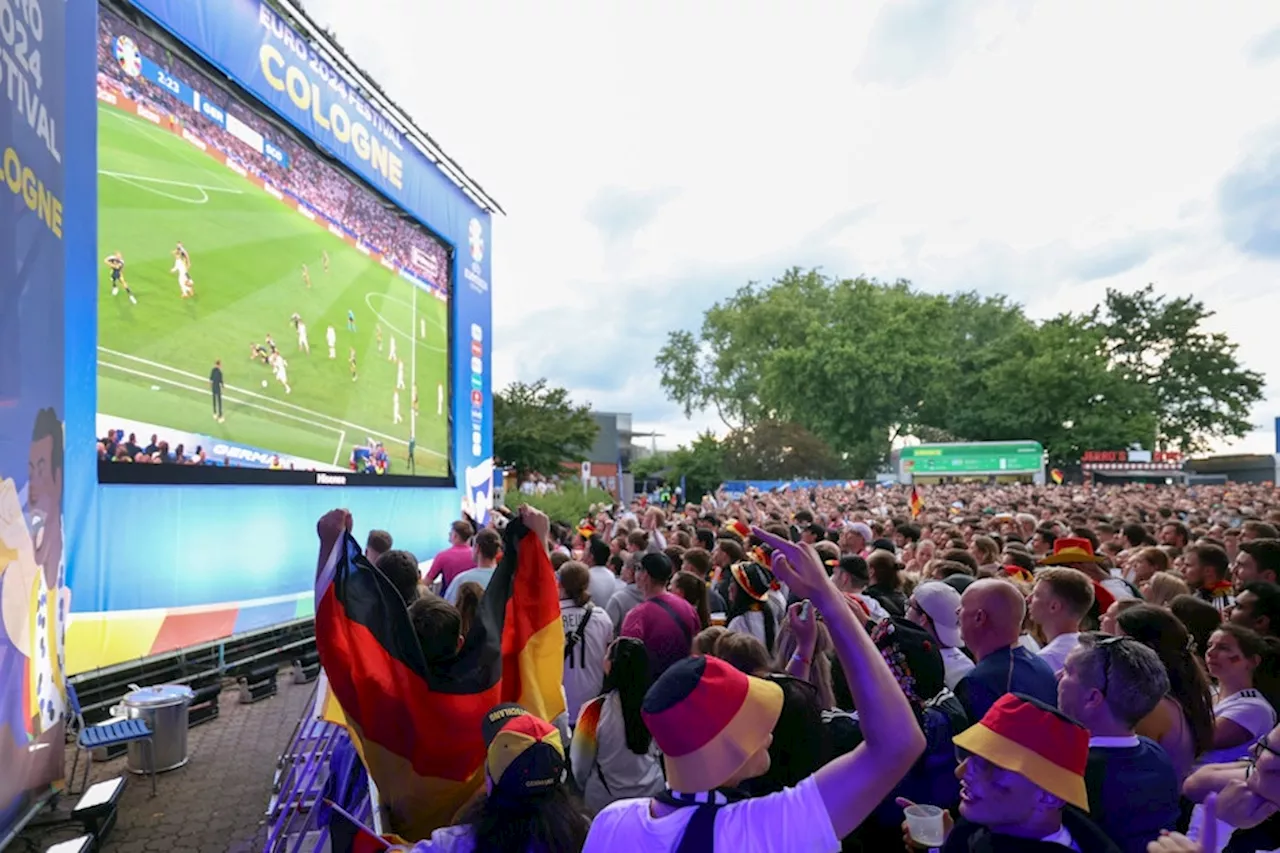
388,337,397,360
326,327,337,346
396,361,405,388
297,322,308,343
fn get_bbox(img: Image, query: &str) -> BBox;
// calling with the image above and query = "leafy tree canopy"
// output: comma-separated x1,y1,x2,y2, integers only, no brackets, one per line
493,380,597,483
656,270,1262,473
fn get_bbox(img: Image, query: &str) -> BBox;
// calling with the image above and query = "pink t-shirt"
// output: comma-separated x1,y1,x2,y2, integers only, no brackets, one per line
426,544,474,590
620,593,700,677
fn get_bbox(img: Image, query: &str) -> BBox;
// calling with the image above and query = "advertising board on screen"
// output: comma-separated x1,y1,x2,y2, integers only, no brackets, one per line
94,4,459,487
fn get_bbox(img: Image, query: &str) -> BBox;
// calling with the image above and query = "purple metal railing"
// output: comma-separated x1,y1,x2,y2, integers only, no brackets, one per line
263,681,374,852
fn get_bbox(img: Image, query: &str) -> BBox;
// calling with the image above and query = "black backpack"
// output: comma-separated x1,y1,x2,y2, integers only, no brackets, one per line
564,603,595,669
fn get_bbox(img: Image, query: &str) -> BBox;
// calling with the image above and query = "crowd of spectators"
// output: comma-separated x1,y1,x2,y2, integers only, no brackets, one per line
97,427,211,466
97,426,321,471
97,11,450,283
325,482,1280,852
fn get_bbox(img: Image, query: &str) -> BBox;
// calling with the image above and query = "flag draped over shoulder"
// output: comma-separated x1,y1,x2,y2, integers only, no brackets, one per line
910,485,924,519
314,515,565,842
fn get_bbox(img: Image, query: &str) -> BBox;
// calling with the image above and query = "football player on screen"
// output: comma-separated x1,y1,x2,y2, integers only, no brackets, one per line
295,319,310,354
103,252,137,304
171,243,195,298
302,263,311,289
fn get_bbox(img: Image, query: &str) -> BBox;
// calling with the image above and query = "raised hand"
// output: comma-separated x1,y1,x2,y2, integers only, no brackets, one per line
753,526,837,604
788,601,818,653
519,504,550,545
317,508,353,576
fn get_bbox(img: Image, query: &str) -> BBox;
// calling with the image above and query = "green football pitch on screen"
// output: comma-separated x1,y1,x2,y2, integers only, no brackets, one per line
96,103,450,476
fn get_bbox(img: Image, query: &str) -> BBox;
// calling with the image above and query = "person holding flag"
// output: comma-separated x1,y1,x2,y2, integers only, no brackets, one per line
910,485,925,519
313,504,567,842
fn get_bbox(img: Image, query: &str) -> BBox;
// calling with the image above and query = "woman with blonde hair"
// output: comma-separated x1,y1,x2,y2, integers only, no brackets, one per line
772,605,836,709
1143,570,1191,607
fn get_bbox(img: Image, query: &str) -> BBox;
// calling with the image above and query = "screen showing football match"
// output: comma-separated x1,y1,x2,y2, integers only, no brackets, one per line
94,8,452,483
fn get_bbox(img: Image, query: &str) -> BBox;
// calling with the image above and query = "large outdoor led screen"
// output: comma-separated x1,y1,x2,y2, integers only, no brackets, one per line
94,6,452,485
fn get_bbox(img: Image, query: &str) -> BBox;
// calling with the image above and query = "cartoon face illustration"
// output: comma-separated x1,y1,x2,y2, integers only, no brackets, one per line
27,409,63,590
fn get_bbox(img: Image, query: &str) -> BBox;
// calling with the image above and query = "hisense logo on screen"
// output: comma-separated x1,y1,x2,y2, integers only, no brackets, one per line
468,218,484,264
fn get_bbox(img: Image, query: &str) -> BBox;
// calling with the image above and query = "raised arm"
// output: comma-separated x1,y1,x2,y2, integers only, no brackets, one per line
317,508,352,580
755,527,927,841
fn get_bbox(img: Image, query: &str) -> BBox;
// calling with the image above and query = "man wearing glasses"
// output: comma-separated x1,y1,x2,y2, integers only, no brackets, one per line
1177,727,1280,852
1057,633,1181,853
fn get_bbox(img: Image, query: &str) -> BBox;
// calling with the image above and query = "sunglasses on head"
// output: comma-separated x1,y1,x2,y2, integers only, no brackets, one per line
1093,634,1140,697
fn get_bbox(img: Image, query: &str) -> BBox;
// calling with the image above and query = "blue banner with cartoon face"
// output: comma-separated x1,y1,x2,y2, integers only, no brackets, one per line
0,0,75,833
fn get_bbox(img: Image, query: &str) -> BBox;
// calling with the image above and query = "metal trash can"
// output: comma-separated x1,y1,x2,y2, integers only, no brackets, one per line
117,684,195,774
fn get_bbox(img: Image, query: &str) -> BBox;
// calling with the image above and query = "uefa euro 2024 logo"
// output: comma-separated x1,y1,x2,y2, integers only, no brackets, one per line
114,36,143,78
468,218,484,265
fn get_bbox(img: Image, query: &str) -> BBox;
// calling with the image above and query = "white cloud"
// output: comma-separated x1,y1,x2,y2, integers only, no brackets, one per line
304,0,1280,456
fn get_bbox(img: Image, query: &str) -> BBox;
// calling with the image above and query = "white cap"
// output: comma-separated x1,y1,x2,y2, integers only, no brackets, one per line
912,581,963,648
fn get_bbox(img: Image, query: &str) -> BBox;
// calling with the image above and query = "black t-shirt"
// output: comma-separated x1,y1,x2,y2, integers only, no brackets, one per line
210,366,223,389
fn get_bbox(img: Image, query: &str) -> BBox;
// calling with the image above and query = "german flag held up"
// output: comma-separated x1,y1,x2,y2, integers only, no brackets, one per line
313,509,565,841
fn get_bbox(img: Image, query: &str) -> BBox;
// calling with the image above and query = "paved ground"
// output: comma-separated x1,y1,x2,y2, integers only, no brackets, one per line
16,672,313,853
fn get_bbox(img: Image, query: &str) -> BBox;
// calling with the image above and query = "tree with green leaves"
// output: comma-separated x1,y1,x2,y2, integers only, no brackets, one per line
721,419,843,480
666,432,726,500
1094,284,1264,454
493,380,598,483
630,451,671,483
656,269,1035,474
938,314,1159,467
656,270,1263,471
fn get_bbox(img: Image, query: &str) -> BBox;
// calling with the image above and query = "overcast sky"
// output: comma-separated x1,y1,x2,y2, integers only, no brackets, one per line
303,0,1280,455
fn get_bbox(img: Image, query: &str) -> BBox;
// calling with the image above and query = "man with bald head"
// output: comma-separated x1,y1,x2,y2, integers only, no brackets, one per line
954,578,1059,720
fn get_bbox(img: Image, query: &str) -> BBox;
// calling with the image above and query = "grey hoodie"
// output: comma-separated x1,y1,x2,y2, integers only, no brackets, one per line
606,584,645,633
